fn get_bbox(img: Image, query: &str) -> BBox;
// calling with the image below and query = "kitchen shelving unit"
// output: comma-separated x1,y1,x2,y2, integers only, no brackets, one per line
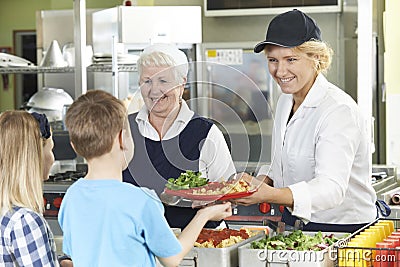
0,67,75,74
0,65,137,74
1,1,139,102
0,63,137,101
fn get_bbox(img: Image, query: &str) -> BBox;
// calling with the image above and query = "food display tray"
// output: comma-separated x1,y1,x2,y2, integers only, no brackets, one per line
238,232,347,267
179,231,265,267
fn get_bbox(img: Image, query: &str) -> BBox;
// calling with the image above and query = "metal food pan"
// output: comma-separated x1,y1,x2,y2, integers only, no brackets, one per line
180,231,265,267
238,232,347,267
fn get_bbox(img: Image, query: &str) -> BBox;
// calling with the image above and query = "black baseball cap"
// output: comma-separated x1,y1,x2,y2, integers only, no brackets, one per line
254,9,321,53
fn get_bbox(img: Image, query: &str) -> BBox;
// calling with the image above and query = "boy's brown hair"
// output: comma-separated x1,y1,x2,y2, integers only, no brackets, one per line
65,90,127,160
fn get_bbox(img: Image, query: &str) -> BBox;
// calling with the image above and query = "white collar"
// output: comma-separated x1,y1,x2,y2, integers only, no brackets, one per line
135,101,194,124
301,74,330,108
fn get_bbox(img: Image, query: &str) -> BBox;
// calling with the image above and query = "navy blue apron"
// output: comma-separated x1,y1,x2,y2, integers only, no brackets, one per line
123,113,220,229
281,208,368,233
282,200,390,233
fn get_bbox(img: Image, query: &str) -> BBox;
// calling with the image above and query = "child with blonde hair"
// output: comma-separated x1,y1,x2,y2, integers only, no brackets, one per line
0,111,58,266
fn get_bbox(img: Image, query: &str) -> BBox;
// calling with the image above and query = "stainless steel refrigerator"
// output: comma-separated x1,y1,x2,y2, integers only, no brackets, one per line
91,6,202,101
195,42,280,167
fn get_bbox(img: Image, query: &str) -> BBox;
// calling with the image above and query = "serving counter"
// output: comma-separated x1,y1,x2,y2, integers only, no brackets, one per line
372,165,400,220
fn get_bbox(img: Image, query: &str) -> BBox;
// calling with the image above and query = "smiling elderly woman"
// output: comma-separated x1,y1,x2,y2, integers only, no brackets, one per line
122,44,236,229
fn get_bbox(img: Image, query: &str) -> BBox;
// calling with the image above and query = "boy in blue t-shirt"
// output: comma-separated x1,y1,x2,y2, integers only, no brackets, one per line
59,90,232,267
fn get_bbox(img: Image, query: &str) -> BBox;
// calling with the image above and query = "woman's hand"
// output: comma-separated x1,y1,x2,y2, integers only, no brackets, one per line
233,182,271,206
232,173,294,208
231,173,273,206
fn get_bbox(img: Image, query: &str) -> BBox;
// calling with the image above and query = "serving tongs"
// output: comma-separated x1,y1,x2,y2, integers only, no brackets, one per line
264,219,303,236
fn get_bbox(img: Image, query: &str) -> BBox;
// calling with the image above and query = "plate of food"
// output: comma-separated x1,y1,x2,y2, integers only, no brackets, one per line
164,172,257,201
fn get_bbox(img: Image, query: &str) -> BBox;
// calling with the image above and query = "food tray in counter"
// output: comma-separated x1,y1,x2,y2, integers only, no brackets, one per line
180,229,265,267
238,231,348,267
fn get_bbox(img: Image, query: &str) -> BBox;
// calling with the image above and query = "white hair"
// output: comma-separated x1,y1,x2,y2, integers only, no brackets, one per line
137,44,188,83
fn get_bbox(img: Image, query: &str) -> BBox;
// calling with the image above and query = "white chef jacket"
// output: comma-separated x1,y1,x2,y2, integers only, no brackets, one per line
258,74,377,224
135,101,236,181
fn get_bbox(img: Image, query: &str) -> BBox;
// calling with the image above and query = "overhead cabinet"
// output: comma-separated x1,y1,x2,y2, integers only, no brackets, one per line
92,6,202,54
204,0,342,16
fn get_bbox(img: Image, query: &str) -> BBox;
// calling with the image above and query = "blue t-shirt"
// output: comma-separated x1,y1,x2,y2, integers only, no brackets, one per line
58,179,182,267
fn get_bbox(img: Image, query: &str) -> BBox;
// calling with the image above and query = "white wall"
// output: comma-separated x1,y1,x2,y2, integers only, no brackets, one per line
384,0,400,169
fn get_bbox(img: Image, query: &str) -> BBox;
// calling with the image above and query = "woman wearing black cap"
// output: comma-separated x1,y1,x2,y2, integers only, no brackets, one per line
234,9,381,232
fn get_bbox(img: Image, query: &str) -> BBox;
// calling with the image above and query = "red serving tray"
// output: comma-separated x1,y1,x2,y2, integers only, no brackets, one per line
163,182,257,201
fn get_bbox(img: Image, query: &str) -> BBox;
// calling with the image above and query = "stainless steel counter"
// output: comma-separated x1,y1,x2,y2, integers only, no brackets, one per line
372,165,400,220
372,165,399,200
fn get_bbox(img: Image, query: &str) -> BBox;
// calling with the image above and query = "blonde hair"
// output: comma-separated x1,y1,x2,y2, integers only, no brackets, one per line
137,51,186,84
292,40,334,74
0,111,45,214
65,90,127,160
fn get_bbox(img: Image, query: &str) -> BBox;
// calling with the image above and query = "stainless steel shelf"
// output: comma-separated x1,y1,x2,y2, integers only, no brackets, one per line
0,65,137,74
0,66,75,74
88,64,137,72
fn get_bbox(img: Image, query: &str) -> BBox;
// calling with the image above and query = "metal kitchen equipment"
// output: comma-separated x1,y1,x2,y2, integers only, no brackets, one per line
40,40,68,67
43,165,87,236
43,129,87,236
239,231,347,267
35,9,101,99
91,6,201,100
369,165,400,220
0,52,34,67
178,230,265,267
372,165,398,200
26,87,73,124
196,42,280,164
